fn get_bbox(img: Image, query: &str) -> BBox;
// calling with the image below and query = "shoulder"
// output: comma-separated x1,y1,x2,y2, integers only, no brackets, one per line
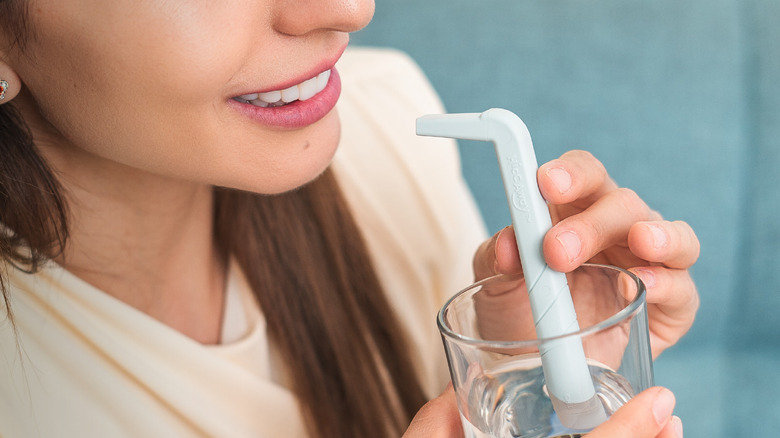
336,47,435,93
336,46,447,140
334,47,475,248
332,48,488,395
334,47,465,216
333,45,487,295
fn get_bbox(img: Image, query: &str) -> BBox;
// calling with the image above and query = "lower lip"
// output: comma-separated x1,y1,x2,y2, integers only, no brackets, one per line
229,68,342,130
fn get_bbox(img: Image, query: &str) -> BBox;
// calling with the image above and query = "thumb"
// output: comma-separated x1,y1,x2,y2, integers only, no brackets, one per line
472,226,523,280
587,387,683,438
402,385,463,438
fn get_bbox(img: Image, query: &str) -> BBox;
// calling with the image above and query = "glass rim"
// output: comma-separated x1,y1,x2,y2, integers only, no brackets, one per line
437,263,647,349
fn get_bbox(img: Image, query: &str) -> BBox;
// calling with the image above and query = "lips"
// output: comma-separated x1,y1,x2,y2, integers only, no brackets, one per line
229,67,342,129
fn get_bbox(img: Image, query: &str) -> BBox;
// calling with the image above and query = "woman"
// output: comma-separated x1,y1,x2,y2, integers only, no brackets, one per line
0,0,698,437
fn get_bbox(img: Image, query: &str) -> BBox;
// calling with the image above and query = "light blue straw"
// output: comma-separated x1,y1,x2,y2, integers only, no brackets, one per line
417,108,606,429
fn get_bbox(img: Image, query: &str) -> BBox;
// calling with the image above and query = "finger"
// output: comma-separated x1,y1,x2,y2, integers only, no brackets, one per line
472,226,523,280
587,387,677,438
631,266,700,322
658,417,684,438
630,266,700,357
402,385,463,438
537,150,618,207
628,221,701,269
644,416,684,438
543,188,653,271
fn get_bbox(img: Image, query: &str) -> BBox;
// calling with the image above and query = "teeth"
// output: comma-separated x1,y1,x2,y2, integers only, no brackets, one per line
258,90,281,103
237,69,332,108
298,77,318,101
316,70,330,91
280,84,299,103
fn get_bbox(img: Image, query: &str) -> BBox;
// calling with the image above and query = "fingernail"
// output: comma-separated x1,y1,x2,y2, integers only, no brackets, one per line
646,223,669,250
634,268,656,289
652,388,676,426
494,226,510,272
546,167,572,195
672,416,683,437
555,230,581,263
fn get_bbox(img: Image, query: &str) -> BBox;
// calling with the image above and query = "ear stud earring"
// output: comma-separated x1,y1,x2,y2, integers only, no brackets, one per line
0,80,8,100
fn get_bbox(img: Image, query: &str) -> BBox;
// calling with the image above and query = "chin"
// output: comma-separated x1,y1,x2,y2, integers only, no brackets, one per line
214,112,341,195
267,167,332,195
222,149,337,195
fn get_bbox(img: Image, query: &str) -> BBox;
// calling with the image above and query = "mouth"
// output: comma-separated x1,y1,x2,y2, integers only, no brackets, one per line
233,69,332,108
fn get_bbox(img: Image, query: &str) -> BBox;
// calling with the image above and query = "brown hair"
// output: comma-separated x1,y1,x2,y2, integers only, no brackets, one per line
0,4,428,436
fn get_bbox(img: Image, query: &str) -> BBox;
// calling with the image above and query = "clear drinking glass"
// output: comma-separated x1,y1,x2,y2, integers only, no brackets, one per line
438,263,653,438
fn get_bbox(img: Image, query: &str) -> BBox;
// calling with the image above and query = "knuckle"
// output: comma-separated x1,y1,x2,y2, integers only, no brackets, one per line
580,216,603,245
566,149,597,162
612,188,648,217
649,209,664,221
672,220,701,262
683,274,701,312
571,149,606,174
411,397,444,423
568,149,605,169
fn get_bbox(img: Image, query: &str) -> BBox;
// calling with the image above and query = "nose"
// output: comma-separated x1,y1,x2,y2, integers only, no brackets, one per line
273,0,375,36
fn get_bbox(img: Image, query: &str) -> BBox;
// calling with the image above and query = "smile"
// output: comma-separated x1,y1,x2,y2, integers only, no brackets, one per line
234,70,332,108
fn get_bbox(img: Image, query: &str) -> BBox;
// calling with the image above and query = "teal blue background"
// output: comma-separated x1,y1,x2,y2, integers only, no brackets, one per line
353,1,780,436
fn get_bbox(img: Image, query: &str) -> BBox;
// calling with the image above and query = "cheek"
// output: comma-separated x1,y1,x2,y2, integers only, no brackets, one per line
17,1,244,141
16,1,341,195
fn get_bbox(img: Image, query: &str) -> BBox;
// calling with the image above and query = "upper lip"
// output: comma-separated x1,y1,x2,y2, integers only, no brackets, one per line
233,43,348,97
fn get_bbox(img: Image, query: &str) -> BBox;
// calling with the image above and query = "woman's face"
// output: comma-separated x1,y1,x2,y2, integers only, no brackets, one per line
5,0,374,193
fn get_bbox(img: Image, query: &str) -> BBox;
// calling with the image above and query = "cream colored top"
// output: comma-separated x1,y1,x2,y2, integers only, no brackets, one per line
0,47,487,438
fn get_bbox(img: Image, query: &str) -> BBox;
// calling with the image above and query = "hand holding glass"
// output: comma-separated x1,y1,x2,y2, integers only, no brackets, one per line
438,263,653,438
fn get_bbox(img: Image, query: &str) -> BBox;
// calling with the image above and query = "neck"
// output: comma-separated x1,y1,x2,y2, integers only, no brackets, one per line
52,153,226,344
16,93,228,344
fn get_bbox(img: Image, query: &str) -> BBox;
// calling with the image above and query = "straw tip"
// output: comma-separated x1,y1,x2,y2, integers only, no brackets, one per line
549,392,608,430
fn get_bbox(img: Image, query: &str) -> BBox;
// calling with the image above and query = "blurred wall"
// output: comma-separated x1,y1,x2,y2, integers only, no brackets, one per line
352,1,780,436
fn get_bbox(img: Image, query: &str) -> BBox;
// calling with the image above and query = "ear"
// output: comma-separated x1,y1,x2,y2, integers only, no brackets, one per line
0,61,21,103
